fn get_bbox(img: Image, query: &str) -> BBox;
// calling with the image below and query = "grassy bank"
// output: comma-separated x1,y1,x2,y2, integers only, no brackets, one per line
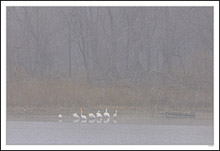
7,78,213,119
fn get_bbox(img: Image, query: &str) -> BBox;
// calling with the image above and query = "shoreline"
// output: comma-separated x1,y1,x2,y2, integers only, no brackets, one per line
7,114,213,126
7,106,213,119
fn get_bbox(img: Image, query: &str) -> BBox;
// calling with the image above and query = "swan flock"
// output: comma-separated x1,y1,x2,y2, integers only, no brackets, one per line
58,108,118,123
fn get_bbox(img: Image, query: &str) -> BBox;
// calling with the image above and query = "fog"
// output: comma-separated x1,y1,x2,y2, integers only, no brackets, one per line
7,7,213,117
6,6,214,145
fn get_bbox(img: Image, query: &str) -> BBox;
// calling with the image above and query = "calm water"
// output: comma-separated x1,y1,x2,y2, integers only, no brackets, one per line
6,116,213,145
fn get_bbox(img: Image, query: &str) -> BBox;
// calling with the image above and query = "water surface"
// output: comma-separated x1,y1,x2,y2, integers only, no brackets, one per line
6,116,213,145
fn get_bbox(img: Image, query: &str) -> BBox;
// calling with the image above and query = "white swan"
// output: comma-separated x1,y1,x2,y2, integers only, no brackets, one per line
88,113,96,119
80,108,87,120
73,113,80,119
58,114,62,119
113,110,117,118
96,110,102,118
58,114,62,122
104,108,110,118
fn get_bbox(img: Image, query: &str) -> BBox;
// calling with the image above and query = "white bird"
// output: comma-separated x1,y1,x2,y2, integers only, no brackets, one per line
88,113,96,119
104,108,110,118
96,110,102,118
113,110,117,118
58,114,62,119
80,108,87,120
58,114,62,122
73,113,80,119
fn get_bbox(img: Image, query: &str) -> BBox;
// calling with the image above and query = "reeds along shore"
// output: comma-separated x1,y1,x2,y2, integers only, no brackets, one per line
7,78,213,117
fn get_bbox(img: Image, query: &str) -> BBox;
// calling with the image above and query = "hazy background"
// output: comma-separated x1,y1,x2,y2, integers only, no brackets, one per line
7,7,213,117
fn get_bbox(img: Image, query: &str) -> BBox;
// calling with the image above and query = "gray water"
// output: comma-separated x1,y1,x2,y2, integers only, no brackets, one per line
6,117,213,145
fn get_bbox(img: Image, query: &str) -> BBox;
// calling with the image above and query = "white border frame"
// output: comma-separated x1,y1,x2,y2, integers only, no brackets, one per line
1,1,219,150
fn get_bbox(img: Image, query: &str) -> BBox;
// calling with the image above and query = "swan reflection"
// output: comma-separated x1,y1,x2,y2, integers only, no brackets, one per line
88,119,96,124
73,118,80,123
103,118,110,124
81,119,87,124
113,119,117,124
96,118,102,124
